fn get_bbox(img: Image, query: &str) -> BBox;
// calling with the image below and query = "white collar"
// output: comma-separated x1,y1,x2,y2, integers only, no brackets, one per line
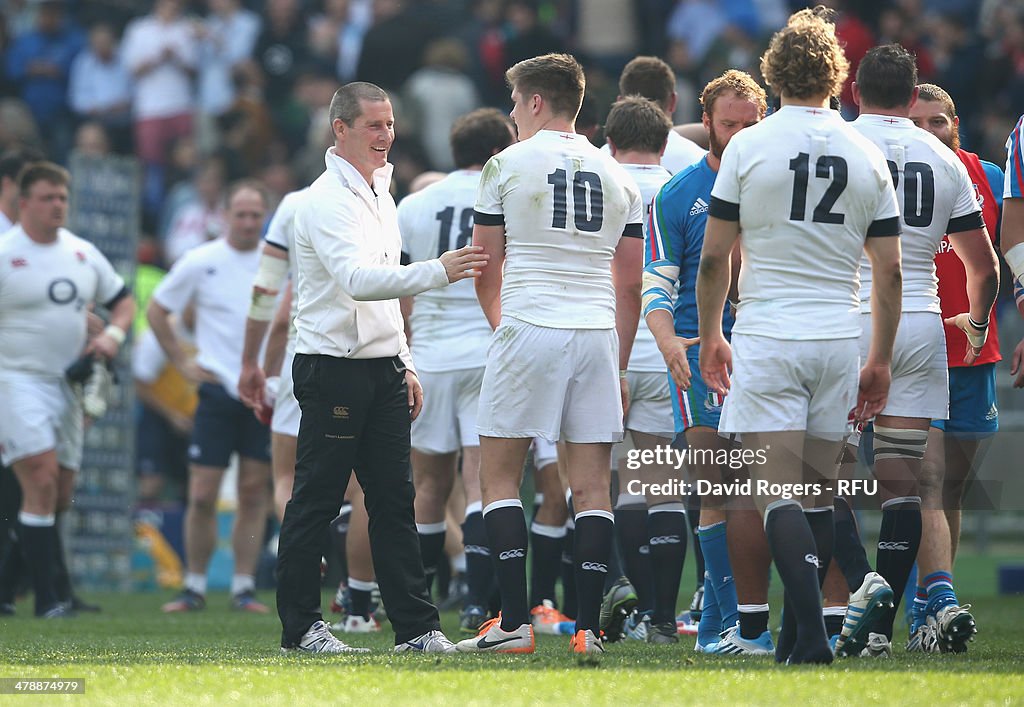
325,148,393,202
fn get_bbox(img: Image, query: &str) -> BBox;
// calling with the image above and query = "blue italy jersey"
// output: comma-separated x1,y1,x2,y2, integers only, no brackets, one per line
643,156,735,343
1005,113,1023,199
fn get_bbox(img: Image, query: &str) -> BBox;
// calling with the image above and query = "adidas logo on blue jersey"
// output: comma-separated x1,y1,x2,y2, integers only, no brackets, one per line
689,198,709,217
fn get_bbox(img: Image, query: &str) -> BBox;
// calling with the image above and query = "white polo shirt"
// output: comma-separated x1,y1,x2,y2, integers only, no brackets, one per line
292,149,449,374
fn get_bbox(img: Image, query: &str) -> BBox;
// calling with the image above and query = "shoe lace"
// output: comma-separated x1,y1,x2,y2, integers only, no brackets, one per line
476,615,501,637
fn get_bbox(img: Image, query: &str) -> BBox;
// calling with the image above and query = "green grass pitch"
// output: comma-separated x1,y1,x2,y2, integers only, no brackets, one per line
2,552,1023,705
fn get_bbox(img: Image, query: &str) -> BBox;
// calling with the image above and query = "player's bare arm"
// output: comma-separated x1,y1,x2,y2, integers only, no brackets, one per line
945,226,999,364
147,299,214,386
239,244,288,409
696,214,739,395
858,235,902,420
86,293,134,361
472,222,505,329
613,233,643,416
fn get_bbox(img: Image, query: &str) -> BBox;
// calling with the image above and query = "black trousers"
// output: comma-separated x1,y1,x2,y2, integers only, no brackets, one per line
276,354,440,646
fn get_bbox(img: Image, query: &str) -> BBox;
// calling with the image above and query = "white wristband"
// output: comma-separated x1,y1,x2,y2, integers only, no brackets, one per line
102,324,126,346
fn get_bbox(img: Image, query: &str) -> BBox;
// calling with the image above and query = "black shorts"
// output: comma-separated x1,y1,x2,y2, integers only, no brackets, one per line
135,403,189,480
189,382,271,467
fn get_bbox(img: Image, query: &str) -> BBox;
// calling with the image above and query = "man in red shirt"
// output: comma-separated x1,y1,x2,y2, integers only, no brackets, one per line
907,83,1005,652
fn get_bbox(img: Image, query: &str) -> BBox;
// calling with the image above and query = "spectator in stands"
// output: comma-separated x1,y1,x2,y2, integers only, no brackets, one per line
196,0,261,149
163,156,227,265
72,120,111,157
68,22,131,153
121,0,197,217
5,0,85,156
252,0,309,126
459,0,508,106
504,0,564,67
308,0,370,84
403,38,480,171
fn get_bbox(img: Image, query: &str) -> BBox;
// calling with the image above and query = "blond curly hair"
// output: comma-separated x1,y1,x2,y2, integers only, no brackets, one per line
760,6,849,101
700,70,768,118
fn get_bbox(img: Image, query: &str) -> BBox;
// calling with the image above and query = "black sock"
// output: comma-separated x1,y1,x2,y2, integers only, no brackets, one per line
776,592,797,664
17,518,59,615
560,523,577,619
0,532,23,604
602,534,626,593
764,502,831,665
461,508,493,608
647,505,688,625
805,508,834,588
416,523,446,598
614,502,652,610
329,507,350,582
738,604,769,640
874,496,922,639
686,493,704,590
832,496,870,590
52,516,72,603
484,501,529,630
348,578,373,619
573,511,614,633
529,522,565,607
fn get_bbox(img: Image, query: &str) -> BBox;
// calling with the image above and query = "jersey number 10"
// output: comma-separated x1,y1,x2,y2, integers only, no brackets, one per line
547,168,604,231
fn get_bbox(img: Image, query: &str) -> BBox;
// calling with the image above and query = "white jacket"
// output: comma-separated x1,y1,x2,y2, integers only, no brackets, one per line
293,148,448,373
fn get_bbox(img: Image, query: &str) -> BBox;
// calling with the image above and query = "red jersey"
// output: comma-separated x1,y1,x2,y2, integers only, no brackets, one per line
934,149,1001,367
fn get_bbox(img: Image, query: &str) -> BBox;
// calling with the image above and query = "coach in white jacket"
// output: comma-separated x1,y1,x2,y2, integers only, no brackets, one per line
275,81,487,654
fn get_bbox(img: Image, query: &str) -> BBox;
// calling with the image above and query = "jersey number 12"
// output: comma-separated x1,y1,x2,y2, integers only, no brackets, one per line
788,152,848,224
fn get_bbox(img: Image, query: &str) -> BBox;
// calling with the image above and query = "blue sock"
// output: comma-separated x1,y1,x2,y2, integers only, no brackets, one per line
923,571,957,618
697,572,721,646
904,563,918,629
698,521,738,632
910,585,928,633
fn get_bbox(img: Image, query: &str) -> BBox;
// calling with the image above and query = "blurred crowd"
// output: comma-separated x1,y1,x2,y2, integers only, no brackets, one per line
1,0,1022,256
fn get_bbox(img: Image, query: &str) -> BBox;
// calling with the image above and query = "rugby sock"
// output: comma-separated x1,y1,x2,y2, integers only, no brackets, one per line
602,536,626,593
875,497,921,638
483,499,529,630
923,570,958,618
648,503,688,625
697,573,722,646
230,574,255,596
805,508,834,588
764,501,830,664
17,512,59,615
560,518,577,619
686,493,705,596
461,504,493,608
698,521,738,634
573,511,614,633
776,593,796,663
348,577,375,619
823,605,845,638
184,572,207,596
738,603,770,640
614,494,652,611
51,516,73,603
529,521,565,607
416,522,446,597
911,585,928,632
0,533,23,603
832,496,870,591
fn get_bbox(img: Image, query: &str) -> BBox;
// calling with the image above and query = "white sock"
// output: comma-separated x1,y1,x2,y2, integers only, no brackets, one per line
231,574,255,596
452,553,466,573
184,572,207,596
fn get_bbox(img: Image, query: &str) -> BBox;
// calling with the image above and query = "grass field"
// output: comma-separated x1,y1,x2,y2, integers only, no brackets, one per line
2,553,1023,706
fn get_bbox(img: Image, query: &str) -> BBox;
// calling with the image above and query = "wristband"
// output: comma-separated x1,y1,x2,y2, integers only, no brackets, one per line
968,316,989,331
102,324,126,346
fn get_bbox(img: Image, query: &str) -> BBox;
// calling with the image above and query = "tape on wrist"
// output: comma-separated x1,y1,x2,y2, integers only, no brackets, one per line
102,324,126,346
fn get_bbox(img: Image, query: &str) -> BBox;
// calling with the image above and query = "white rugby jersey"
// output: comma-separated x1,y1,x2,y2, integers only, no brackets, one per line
0,226,126,378
602,129,706,175
152,238,261,399
264,188,307,341
621,163,673,372
475,130,645,330
852,115,983,314
398,170,492,372
710,105,901,340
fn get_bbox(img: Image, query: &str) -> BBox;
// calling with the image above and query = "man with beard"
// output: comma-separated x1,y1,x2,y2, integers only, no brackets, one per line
906,83,1007,652
644,69,772,655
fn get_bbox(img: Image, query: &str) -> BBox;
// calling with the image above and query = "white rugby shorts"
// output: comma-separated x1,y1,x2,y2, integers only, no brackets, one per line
859,311,948,419
412,367,484,454
718,333,858,441
624,370,674,437
0,375,84,470
272,345,301,437
477,317,623,443
532,437,558,470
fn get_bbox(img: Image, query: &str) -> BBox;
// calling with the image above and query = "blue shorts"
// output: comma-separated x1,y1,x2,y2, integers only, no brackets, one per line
930,364,998,439
189,382,271,467
136,403,189,480
670,350,725,435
